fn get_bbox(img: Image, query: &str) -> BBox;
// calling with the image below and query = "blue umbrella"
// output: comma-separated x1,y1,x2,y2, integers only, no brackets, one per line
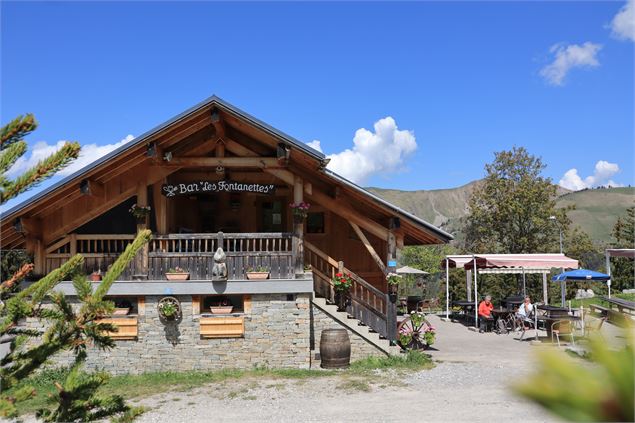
552,269,610,282
552,269,611,305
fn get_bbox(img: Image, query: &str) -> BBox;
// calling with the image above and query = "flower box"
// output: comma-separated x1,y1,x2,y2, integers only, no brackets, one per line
165,272,189,281
246,271,269,280
112,307,130,316
210,306,234,314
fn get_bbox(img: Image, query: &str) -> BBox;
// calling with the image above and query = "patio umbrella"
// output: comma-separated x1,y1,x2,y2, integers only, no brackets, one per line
552,269,610,305
396,266,428,275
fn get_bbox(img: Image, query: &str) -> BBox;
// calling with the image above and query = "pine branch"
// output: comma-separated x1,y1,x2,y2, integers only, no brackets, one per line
93,229,151,300
0,141,27,178
0,114,37,150
0,263,34,292
0,141,80,205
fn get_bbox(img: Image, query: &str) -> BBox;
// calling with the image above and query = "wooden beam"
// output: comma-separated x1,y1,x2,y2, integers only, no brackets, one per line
264,168,389,241
215,140,226,158
293,175,304,276
152,180,168,234
160,157,282,168
19,217,42,237
264,168,294,185
80,179,105,198
26,237,45,275
310,189,388,241
349,222,387,274
225,139,258,157
42,165,178,244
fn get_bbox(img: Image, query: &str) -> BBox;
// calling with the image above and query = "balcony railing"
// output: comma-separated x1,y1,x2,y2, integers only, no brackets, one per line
45,233,295,280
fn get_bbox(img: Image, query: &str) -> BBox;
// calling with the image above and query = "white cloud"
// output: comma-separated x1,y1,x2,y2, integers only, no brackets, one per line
611,0,635,41
7,134,135,177
306,140,323,153
307,117,417,185
559,160,623,190
540,42,602,86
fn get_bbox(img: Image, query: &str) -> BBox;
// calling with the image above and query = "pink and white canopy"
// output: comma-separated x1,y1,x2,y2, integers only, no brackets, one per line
463,254,579,270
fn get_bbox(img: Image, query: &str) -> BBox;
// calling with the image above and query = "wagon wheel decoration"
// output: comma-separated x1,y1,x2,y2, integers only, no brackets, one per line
397,312,436,350
158,296,182,321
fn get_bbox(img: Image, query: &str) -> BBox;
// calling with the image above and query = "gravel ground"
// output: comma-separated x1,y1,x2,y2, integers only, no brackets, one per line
132,361,553,423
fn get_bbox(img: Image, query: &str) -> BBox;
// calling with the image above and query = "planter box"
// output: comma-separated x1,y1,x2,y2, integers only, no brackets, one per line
98,317,138,340
210,306,234,314
246,272,269,280
165,273,189,281
112,307,130,316
200,316,244,338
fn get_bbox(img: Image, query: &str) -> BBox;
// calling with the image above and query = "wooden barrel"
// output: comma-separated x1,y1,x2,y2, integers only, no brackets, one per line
320,329,351,369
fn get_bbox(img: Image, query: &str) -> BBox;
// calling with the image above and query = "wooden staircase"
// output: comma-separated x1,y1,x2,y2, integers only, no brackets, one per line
304,241,398,346
311,297,401,356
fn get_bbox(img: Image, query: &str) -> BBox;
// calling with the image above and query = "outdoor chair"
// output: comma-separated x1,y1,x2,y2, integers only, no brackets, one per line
551,320,575,347
578,309,607,339
418,298,439,313
517,313,537,341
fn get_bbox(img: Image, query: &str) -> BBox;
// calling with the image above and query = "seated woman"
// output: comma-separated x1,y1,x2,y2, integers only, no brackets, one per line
478,295,494,333
516,295,534,329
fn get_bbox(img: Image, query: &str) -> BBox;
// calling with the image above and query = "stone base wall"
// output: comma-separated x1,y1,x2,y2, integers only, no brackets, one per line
23,294,385,374
310,305,386,363
26,294,311,375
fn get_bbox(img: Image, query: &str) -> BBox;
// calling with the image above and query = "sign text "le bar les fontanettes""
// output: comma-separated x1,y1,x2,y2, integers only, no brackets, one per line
161,180,276,197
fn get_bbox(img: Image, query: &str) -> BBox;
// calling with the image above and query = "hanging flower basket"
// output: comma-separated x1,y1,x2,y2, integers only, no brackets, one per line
158,296,181,321
129,204,151,222
289,202,310,222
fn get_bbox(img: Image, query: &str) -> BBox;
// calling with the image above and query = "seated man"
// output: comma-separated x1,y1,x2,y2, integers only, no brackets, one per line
478,295,494,333
516,295,534,329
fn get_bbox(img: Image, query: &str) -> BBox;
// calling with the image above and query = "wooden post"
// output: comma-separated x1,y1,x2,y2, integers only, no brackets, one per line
152,180,168,234
466,270,473,301
293,175,304,278
26,237,45,276
386,219,398,343
542,272,548,304
136,182,149,278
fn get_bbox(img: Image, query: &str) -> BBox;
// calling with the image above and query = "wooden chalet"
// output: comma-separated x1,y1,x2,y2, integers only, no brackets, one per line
1,96,452,371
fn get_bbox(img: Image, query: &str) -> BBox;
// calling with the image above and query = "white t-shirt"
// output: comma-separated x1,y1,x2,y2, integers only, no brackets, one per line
517,302,534,317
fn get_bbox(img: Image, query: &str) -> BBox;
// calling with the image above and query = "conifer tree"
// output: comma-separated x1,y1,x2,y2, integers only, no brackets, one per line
0,115,151,421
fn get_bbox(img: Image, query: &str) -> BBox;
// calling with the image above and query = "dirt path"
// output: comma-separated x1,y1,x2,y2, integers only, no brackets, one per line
134,316,555,422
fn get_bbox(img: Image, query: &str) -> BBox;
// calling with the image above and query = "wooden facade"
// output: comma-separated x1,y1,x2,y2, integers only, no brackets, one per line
1,96,451,340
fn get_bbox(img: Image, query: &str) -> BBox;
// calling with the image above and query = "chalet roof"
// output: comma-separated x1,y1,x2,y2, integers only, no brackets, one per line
1,95,452,246
2,95,324,218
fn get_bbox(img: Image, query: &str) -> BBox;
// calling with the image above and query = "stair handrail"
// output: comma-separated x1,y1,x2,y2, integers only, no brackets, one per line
305,240,386,312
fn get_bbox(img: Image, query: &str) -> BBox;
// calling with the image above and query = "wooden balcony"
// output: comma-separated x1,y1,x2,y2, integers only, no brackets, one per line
45,232,295,280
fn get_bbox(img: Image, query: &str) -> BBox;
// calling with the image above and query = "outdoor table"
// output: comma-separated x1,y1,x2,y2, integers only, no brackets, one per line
601,296,635,314
537,314,581,339
537,304,570,318
453,300,475,323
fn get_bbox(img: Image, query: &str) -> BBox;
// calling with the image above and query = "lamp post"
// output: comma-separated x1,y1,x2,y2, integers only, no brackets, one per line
549,216,565,305
549,216,563,254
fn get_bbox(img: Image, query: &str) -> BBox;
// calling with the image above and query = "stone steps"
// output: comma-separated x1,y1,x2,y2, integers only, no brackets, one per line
312,296,401,356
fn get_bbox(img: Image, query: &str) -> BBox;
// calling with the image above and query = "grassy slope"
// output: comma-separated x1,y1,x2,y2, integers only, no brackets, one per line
556,187,635,242
367,184,634,243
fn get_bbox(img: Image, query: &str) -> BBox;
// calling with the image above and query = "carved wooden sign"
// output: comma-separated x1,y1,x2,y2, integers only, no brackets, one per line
161,180,276,197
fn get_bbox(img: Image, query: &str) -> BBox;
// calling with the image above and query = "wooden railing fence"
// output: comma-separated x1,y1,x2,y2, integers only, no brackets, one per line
45,232,294,280
304,240,391,339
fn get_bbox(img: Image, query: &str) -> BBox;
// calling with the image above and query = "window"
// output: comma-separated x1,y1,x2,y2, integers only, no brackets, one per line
306,212,325,234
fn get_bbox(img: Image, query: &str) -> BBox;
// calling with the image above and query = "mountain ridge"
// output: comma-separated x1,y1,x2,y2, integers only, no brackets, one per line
367,183,634,244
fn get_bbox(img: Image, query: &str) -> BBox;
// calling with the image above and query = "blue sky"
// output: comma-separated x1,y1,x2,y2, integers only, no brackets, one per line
1,1,633,212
